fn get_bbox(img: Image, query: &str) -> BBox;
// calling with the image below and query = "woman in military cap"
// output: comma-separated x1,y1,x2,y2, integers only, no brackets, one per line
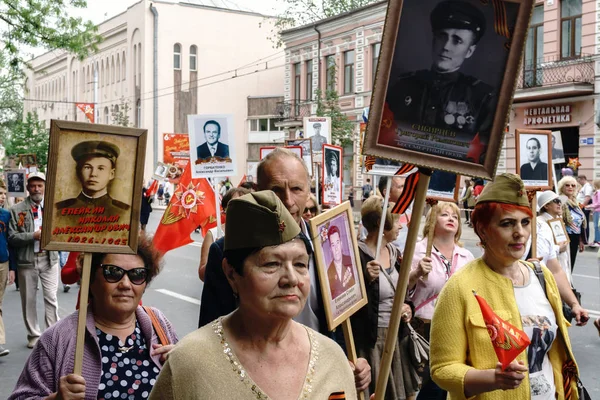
429,174,580,399
150,191,357,399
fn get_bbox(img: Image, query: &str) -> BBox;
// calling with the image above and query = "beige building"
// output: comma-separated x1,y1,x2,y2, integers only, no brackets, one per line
24,0,283,182
280,0,600,189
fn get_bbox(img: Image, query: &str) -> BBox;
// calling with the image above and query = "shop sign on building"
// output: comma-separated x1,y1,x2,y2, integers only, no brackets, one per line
523,104,572,125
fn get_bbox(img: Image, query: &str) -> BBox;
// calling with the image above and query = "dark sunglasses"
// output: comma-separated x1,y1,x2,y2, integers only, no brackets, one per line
551,199,562,205
304,207,317,214
99,264,149,285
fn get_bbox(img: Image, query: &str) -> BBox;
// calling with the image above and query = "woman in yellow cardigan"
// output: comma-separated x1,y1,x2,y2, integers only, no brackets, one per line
430,173,580,400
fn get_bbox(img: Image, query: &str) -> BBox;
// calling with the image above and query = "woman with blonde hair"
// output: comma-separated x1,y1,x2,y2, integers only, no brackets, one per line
302,194,320,222
409,201,474,400
557,176,585,270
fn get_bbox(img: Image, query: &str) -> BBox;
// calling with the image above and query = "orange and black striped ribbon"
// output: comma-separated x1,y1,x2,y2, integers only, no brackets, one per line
328,392,346,400
562,359,577,400
391,164,419,215
364,155,376,172
492,0,510,38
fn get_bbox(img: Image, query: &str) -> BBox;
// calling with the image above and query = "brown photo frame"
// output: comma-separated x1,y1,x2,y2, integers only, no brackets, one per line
515,129,553,189
322,144,343,206
363,0,535,179
286,138,314,176
308,202,368,330
547,217,570,246
42,120,147,254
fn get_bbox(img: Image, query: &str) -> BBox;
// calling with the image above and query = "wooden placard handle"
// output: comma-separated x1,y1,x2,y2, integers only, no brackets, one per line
341,319,365,400
422,207,437,281
73,252,92,375
374,168,432,400
531,191,537,260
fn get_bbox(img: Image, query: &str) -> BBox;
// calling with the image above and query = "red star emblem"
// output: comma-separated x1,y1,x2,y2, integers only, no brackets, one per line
170,182,206,219
278,221,286,232
466,133,485,163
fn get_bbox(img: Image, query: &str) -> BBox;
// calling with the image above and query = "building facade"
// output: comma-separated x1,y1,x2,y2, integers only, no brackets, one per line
24,0,283,182
280,0,599,190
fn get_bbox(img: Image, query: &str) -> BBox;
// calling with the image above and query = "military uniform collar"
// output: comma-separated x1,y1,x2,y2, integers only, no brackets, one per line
78,192,109,201
430,69,461,82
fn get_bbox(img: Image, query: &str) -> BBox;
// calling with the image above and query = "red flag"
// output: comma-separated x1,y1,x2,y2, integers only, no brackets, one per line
76,103,95,123
152,164,220,253
473,291,530,369
145,179,159,197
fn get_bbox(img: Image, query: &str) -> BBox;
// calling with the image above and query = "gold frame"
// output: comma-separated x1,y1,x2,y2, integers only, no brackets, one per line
363,0,535,179
515,128,553,190
308,201,368,330
42,120,147,254
547,217,570,246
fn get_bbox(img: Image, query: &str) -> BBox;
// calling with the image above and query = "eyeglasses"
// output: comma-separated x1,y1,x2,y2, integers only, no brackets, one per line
551,199,562,205
98,264,149,285
304,207,317,214
564,184,576,188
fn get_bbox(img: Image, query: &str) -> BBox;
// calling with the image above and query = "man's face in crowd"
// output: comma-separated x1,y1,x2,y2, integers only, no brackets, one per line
432,28,476,73
79,156,115,195
526,139,541,163
0,187,6,206
27,179,45,203
258,156,310,224
388,177,405,203
204,123,220,146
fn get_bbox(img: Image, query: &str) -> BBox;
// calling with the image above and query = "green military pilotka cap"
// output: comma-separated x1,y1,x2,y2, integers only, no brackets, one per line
476,173,530,207
224,190,301,251
71,140,120,165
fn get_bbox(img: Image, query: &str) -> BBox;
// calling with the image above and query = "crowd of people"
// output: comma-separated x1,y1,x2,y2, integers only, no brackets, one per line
0,150,598,399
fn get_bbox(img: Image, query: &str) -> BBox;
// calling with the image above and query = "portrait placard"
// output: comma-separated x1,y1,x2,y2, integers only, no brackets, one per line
4,169,27,197
153,162,169,181
20,154,37,167
309,202,368,330
516,129,552,189
322,145,343,206
42,120,147,254
286,138,314,176
551,131,565,164
547,218,569,245
260,146,276,160
303,117,331,154
427,171,461,202
188,114,237,179
364,0,534,178
163,133,190,184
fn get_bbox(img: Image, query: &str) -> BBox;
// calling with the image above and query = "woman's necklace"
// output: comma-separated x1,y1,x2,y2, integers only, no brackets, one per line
96,319,136,353
511,264,526,286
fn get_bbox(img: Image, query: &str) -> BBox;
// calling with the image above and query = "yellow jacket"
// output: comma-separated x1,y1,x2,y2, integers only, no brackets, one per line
430,258,579,400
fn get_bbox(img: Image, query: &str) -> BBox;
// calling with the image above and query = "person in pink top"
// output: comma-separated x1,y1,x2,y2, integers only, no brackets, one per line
588,179,600,246
408,201,474,400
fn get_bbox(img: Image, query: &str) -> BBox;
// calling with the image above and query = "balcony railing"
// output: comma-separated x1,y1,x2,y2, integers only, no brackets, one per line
274,99,313,121
517,54,595,90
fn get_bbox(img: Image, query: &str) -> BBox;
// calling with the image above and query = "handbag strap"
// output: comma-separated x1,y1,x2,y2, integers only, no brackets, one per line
143,306,170,346
415,294,438,312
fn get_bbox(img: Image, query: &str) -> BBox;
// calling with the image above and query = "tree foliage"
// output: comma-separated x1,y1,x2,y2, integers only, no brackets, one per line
268,0,377,47
111,97,133,127
0,0,102,69
3,109,49,170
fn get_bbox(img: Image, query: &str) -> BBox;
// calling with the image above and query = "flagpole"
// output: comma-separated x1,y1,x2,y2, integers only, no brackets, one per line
214,178,223,238
315,162,320,206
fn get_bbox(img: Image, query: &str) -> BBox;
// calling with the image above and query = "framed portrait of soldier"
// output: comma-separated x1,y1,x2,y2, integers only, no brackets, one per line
286,138,313,176
551,131,565,164
188,114,237,179
547,218,569,245
304,117,331,154
322,145,343,206
20,154,37,167
153,162,169,181
4,169,26,197
364,0,534,179
308,202,368,330
427,171,461,202
516,129,552,189
42,120,147,254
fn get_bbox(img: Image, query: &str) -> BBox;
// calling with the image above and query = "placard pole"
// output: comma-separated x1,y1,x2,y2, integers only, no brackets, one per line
315,163,320,206
531,191,538,259
375,178,392,262
73,253,92,375
341,318,365,400
213,179,223,238
374,168,432,400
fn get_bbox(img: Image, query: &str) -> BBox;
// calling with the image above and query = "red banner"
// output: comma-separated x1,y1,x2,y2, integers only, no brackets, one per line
76,103,95,124
163,133,190,184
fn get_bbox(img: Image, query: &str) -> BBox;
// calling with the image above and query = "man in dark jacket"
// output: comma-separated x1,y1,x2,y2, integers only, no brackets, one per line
196,120,230,160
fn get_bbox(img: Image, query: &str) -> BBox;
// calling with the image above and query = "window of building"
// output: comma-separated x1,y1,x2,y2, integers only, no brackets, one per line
136,99,141,128
122,51,126,81
174,43,182,70
561,0,582,58
116,55,121,82
325,55,336,92
343,50,355,94
190,45,197,71
372,43,381,85
104,107,109,124
294,63,301,115
523,5,544,87
305,60,313,101
249,118,281,132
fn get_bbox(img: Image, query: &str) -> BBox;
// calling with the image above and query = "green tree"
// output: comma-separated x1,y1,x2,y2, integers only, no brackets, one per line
0,0,102,69
110,97,132,127
3,109,49,170
268,0,377,47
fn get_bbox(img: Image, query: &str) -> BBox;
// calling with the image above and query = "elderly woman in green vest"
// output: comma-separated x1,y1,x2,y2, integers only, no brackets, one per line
430,174,580,400
150,191,357,399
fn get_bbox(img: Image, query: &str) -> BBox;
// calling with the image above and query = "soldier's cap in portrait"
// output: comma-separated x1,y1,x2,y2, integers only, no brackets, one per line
313,122,322,128
27,171,46,182
431,0,486,43
71,140,120,165
224,190,300,251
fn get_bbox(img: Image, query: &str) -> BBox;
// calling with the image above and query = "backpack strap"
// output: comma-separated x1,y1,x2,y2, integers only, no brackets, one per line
143,306,170,345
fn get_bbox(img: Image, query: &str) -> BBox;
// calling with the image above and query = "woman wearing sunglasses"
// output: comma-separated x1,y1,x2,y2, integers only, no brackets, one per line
557,176,586,271
10,235,178,400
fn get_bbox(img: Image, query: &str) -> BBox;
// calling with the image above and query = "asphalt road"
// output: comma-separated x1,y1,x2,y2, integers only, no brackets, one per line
0,209,598,398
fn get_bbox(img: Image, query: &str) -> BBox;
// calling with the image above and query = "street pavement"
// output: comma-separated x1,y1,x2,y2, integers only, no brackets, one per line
1,208,599,397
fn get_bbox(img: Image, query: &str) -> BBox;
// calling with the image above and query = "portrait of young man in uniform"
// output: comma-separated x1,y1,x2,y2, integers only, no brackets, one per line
520,137,548,181
196,120,230,160
55,140,130,219
326,225,356,299
310,123,328,152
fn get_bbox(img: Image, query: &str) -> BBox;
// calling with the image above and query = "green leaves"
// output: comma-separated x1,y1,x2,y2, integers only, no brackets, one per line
3,110,49,171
